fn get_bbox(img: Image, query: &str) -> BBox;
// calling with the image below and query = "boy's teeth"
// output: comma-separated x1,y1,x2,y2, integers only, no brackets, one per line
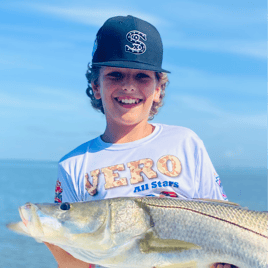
119,99,139,104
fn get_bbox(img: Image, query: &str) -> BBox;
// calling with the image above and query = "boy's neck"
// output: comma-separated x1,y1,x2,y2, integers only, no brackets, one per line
101,122,155,144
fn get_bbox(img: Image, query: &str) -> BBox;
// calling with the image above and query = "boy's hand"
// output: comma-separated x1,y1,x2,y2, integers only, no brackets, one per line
210,264,238,268
153,264,238,268
44,242,93,268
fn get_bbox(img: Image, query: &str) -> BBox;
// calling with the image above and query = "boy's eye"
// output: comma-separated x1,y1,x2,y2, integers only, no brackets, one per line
107,72,123,79
136,73,150,79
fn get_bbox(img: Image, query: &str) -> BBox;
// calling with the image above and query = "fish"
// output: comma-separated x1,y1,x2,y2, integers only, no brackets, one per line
7,197,268,268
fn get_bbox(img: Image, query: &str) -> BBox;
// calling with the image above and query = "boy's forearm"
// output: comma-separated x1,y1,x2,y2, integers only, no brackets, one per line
44,242,94,268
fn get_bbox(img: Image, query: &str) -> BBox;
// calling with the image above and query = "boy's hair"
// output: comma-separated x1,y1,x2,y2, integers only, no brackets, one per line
85,65,169,120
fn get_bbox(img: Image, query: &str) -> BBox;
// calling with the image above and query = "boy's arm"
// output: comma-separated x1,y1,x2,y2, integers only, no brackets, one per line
44,242,95,268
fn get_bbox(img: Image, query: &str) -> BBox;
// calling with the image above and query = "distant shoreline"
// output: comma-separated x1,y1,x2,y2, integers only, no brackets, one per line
0,158,266,171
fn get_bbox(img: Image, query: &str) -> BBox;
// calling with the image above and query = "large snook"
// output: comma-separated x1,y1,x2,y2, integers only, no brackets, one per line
7,197,268,268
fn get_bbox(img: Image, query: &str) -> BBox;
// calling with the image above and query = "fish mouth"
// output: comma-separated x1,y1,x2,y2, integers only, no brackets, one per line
19,203,31,227
19,203,44,237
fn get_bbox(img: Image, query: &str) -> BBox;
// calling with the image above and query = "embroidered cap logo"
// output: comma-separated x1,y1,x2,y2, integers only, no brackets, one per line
125,30,147,54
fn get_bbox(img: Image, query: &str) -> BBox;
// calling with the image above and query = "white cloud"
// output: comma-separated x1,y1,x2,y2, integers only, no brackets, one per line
224,147,244,158
0,35,77,51
231,114,267,128
0,23,92,43
0,93,74,111
16,4,168,27
177,95,266,128
5,1,265,28
0,86,84,111
0,57,43,70
179,95,223,116
167,65,265,95
165,38,266,59
3,2,265,59
165,1,265,26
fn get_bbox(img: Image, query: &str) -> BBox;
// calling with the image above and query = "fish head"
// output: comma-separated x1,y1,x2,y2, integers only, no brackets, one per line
18,200,109,248
10,198,155,256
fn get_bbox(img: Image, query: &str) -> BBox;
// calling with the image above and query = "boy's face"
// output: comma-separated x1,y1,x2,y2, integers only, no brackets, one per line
92,66,161,127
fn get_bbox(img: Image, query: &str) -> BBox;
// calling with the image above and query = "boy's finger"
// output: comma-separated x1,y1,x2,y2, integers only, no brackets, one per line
209,264,235,268
210,264,223,268
209,264,217,268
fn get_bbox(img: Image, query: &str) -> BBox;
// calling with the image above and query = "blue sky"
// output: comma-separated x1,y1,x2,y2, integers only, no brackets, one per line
0,0,266,168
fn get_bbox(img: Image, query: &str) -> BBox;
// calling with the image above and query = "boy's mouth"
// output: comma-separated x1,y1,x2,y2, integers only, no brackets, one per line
114,97,143,107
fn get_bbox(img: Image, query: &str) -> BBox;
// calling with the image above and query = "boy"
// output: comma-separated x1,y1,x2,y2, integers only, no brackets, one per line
45,15,236,268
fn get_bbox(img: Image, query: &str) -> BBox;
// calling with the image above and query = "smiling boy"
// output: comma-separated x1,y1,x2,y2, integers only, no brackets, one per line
92,67,161,144
45,15,236,268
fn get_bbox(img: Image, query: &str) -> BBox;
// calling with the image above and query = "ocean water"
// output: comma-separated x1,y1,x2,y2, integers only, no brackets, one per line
1,160,58,268
1,159,267,268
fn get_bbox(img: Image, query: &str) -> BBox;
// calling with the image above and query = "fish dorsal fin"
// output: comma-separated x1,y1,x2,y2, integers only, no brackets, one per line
193,198,240,206
140,232,201,254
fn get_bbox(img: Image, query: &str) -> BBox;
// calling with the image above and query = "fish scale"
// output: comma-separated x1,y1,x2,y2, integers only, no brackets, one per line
137,197,267,237
6,197,268,268
134,198,267,268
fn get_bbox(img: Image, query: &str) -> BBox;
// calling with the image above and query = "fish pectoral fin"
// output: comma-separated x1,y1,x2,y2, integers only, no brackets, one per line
140,232,201,253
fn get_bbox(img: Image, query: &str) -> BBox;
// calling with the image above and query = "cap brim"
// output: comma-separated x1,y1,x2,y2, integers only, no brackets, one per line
92,61,170,73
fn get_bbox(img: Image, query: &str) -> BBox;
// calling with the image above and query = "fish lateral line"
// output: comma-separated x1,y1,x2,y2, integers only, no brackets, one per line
143,203,268,239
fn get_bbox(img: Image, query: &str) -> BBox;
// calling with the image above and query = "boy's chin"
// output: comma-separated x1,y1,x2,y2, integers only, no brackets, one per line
109,116,149,127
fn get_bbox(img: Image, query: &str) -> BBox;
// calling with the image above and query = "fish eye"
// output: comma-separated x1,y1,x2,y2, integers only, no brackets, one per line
60,202,71,211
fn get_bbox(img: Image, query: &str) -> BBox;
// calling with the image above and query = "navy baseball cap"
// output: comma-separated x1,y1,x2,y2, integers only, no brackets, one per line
91,15,170,73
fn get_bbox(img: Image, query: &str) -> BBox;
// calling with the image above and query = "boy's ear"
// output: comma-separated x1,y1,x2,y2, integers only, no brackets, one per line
153,84,161,103
91,82,101,100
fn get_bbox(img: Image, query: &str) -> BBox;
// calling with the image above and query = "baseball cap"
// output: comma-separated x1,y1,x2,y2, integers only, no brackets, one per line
91,15,170,73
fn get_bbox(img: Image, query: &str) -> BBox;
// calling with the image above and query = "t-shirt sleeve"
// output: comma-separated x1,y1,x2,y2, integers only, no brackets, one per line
54,163,81,203
195,141,228,201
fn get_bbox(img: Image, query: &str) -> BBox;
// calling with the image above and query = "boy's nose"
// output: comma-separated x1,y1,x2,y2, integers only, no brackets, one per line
123,87,135,92
122,78,136,92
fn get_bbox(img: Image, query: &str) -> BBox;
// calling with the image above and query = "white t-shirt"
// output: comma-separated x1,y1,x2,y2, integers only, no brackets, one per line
54,124,227,203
